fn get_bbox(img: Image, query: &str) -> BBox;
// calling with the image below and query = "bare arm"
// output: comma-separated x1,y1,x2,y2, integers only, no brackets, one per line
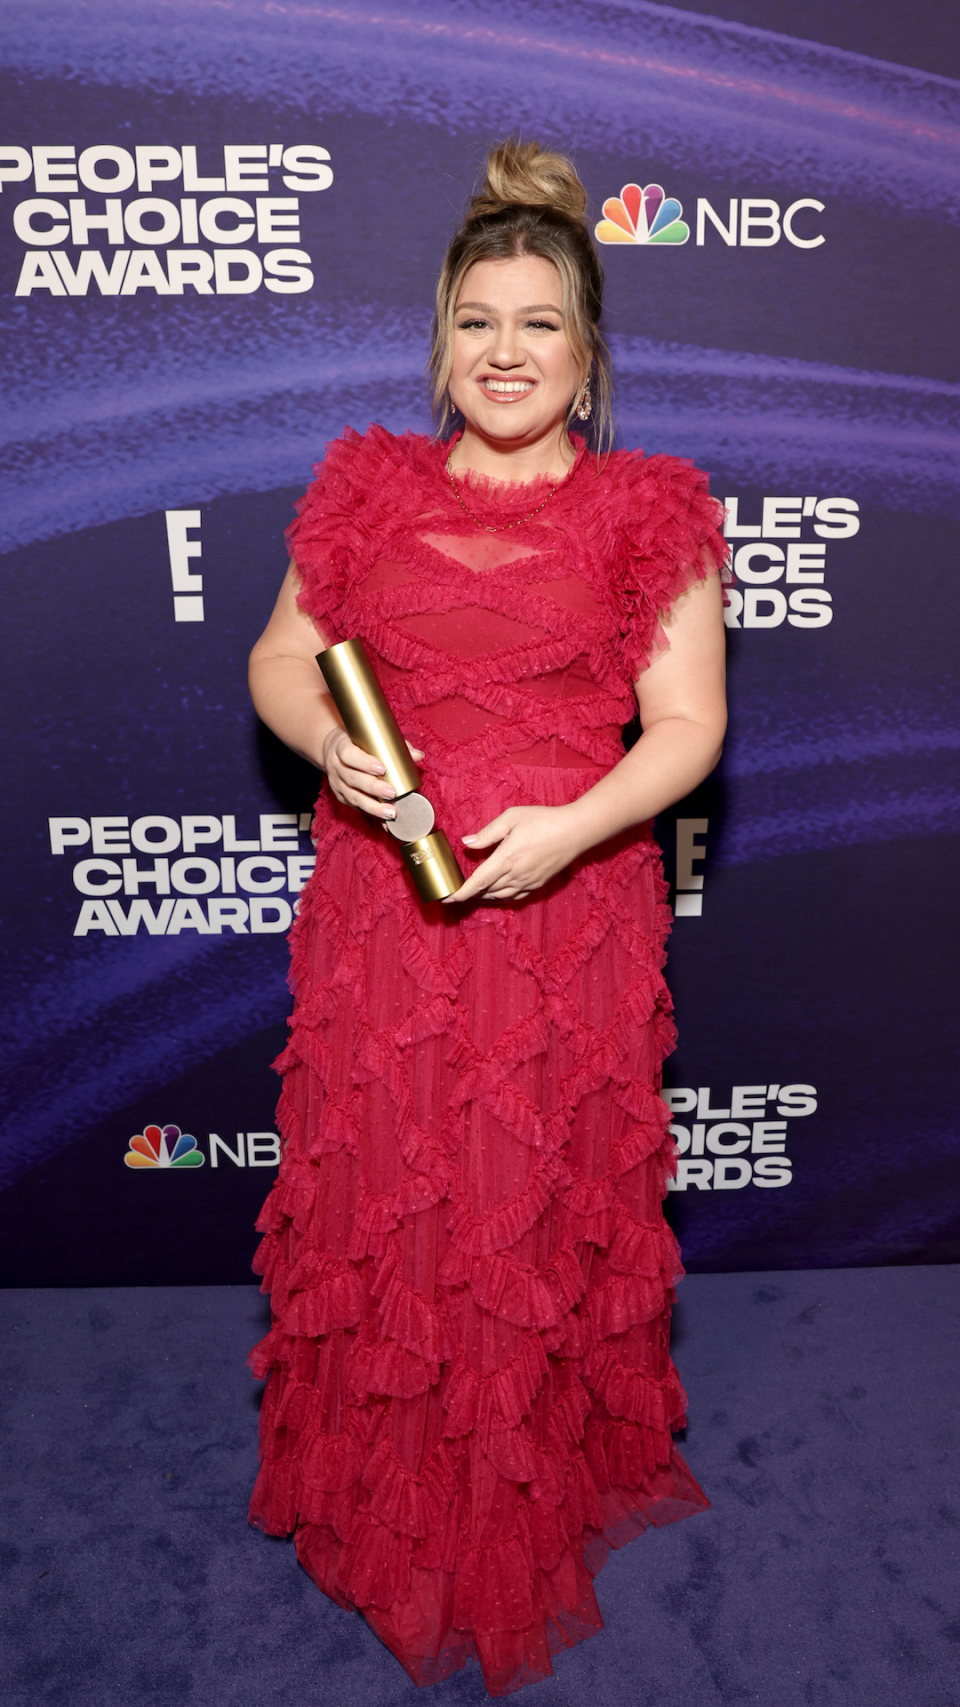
248,561,420,822
451,568,727,903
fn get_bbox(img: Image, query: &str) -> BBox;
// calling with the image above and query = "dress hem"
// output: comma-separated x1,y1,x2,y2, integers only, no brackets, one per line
273,1446,709,1696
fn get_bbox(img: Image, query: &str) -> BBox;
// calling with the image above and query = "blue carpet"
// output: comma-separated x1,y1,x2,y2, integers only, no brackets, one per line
2,1268,957,1706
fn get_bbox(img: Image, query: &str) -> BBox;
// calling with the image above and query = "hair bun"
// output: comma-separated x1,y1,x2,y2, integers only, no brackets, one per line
467,139,587,225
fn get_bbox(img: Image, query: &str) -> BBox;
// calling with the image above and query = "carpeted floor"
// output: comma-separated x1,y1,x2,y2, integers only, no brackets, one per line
2,1267,957,1707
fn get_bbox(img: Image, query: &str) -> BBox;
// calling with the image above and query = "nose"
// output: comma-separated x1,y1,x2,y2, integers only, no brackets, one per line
487,323,526,369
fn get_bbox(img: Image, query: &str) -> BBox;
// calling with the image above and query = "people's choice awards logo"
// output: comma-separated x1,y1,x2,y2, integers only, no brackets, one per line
125,1124,205,1168
5,143,332,298
723,495,860,632
663,1083,818,1192
49,809,316,940
595,183,689,246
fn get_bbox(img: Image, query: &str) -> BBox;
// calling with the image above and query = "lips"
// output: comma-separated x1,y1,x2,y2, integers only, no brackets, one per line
478,377,535,402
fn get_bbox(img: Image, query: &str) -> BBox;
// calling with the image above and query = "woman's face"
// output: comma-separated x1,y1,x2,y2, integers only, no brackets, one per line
448,255,581,450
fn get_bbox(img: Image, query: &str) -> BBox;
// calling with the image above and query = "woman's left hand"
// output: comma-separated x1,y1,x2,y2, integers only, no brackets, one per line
445,805,583,904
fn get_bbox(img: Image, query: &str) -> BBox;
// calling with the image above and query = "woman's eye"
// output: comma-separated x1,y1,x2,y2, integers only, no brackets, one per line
527,319,560,331
457,318,490,331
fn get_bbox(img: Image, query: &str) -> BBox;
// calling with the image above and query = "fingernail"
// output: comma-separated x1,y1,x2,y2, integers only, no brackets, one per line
384,807,396,820
462,834,477,843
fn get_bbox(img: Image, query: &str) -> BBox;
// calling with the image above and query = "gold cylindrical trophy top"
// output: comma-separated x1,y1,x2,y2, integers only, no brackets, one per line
317,639,464,902
401,831,464,902
317,638,421,798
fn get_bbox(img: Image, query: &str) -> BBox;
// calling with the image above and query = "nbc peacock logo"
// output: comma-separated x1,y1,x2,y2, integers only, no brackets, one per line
595,183,690,246
124,1124,205,1169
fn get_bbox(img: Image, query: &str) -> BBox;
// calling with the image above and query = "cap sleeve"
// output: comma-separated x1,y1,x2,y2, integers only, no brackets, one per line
600,451,728,682
285,425,415,639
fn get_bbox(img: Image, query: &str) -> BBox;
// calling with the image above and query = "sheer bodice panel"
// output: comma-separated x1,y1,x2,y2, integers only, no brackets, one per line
360,540,624,780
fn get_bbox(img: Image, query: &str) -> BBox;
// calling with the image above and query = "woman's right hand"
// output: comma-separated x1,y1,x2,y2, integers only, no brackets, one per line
320,728,423,823
248,562,425,821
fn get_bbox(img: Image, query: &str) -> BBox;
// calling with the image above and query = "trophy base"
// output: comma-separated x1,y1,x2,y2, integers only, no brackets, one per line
401,830,464,902
384,791,436,843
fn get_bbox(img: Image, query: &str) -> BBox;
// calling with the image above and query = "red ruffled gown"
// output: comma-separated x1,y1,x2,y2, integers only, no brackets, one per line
249,427,726,1695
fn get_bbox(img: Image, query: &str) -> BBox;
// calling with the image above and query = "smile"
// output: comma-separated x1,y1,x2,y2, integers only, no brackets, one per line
480,378,535,397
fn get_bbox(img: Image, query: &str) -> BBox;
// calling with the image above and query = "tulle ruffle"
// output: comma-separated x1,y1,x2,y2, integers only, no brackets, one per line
249,791,709,1694
252,428,717,1696
288,425,728,695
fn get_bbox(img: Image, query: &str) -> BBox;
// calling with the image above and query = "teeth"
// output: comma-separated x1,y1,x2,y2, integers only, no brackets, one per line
484,380,533,392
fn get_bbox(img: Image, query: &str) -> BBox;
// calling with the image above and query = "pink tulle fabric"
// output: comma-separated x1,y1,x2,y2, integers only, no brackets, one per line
248,428,726,1695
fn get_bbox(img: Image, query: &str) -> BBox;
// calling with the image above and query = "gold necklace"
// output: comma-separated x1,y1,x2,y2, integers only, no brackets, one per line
445,449,567,534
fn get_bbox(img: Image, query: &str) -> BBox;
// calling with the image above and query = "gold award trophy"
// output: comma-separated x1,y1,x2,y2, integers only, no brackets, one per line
316,639,464,902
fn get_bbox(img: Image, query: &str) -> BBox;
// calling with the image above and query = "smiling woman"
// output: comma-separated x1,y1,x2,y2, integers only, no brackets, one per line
446,257,583,475
431,145,612,463
246,138,728,1696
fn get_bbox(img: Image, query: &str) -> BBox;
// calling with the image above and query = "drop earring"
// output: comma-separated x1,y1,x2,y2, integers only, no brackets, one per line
576,382,593,422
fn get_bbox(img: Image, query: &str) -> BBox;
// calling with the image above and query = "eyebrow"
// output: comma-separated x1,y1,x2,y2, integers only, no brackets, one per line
455,301,564,314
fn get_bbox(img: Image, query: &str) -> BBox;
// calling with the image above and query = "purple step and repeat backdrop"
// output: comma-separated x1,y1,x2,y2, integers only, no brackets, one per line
1,0,957,1286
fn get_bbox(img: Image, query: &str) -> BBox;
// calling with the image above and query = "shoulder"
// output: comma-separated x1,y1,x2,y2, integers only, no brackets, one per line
588,446,723,536
286,426,438,627
287,425,439,565
292,425,437,530
314,422,438,482
582,444,726,572
577,446,728,677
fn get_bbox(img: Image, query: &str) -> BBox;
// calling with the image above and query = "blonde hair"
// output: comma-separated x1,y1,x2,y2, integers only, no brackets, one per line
430,139,613,451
